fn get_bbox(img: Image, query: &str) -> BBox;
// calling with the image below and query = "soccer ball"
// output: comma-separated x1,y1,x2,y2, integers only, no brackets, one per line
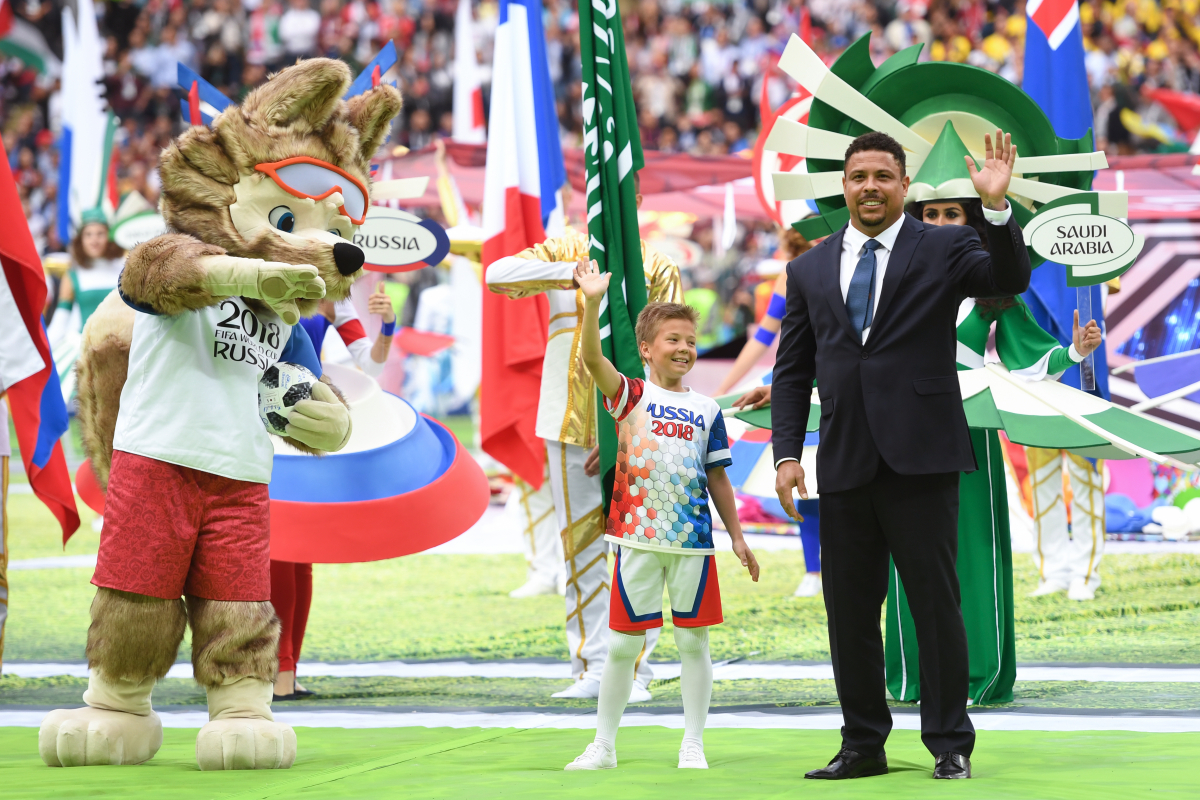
259,362,317,436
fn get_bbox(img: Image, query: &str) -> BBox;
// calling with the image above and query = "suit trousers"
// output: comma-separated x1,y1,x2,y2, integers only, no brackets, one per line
819,459,975,758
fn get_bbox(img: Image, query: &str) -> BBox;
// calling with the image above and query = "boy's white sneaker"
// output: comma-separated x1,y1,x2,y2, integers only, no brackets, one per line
793,573,822,597
552,677,601,699
565,742,616,770
678,740,708,769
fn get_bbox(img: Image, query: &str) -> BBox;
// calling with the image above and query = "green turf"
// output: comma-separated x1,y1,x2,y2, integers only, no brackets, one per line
2,726,1197,799
6,494,1200,664
5,674,1200,711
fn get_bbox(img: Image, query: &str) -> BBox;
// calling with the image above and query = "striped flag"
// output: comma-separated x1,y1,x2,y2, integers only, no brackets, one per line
1022,0,1109,397
579,0,647,511
480,0,566,486
56,0,114,243
0,140,80,542
452,0,486,144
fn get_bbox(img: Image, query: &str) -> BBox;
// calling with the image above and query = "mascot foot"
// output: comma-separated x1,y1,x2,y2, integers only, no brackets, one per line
196,718,297,770
196,676,296,770
39,707,163,767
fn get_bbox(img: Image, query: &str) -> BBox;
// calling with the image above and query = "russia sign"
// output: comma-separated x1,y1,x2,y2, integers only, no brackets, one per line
356,206,450,273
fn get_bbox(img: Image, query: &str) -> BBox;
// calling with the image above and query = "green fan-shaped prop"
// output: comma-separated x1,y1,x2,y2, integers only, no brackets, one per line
763,32,1139,284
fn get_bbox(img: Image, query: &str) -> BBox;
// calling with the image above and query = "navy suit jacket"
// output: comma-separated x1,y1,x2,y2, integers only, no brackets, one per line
772,212,1031,493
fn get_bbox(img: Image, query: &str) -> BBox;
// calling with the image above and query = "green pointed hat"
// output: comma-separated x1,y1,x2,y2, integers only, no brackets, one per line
79,207,109,227
907,121,979,204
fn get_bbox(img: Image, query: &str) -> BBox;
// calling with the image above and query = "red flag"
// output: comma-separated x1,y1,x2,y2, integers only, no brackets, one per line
0,139,80,541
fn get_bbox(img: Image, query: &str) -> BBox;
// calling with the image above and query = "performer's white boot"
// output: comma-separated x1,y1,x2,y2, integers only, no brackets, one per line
196,676,296,770
40,672,162,766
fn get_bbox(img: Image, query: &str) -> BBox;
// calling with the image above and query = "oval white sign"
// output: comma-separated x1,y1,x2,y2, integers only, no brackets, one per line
111,211,168,250
355,206,444,270
1028,213,1137,268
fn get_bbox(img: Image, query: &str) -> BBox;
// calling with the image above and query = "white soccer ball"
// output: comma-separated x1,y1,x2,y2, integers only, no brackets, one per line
258,362,318,436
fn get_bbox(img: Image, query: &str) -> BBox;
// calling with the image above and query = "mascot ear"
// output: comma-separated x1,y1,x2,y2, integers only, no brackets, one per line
241,58,352,135
347,84,403,166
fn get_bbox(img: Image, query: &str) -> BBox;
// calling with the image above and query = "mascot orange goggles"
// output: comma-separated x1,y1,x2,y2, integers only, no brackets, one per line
255,157,370,225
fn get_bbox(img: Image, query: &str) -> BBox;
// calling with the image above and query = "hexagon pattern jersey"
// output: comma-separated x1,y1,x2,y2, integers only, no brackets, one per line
602,375,732,554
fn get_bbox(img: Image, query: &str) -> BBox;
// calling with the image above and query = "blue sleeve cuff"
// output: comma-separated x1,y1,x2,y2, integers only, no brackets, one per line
766,293,786,320
754,326,778,346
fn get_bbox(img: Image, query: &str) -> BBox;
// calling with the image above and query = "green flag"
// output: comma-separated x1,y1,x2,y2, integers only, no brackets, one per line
579,0,646,514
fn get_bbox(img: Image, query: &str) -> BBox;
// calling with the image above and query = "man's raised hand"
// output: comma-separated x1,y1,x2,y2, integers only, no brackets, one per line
966,129,1016,212
573,259,609,303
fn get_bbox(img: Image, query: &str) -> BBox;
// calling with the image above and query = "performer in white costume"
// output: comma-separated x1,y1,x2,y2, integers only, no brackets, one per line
1027,449,1105,600
506,465,565,597
487,207,683,700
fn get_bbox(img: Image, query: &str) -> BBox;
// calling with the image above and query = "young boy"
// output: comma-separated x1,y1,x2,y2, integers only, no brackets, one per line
566,259,760,771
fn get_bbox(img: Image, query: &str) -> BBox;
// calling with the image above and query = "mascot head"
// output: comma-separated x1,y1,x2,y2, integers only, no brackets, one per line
158,58,401,315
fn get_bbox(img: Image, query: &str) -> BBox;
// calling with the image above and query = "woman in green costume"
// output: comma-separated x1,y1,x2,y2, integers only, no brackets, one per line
884,197,1103,706
48,211,127,404
58,211,127,327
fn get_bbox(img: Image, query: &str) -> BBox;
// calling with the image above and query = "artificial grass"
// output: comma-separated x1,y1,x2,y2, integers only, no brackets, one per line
6,494,1200,664
6,674,1200,711
2,726,1198,799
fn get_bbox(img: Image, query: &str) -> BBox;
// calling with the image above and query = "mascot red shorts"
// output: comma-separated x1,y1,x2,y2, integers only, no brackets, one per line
92,450,272,601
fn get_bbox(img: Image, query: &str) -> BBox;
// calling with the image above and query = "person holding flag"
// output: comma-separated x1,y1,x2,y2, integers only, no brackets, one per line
0,139,82,670
1022,0,1109,601
481,0,681,701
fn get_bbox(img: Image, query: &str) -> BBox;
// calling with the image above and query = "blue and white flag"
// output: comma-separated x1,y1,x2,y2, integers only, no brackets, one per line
1022,0,1109,398
56,0,111,242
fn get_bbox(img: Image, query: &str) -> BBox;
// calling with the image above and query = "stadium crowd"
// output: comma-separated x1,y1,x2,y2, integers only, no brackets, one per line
3,0,1199,340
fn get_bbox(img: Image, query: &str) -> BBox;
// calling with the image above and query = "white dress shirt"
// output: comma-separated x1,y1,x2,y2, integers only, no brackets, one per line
776,202,1014,469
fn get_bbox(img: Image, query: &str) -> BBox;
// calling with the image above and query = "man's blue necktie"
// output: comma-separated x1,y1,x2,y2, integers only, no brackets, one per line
846,239,882,337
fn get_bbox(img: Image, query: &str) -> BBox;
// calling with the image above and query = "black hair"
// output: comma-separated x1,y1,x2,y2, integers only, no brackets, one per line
843,131,906,175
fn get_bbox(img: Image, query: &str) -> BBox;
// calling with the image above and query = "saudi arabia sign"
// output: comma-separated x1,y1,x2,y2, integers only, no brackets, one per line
1024,192,1144,287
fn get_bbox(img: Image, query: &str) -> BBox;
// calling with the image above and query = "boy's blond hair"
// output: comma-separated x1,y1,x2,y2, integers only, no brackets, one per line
635,302,700,349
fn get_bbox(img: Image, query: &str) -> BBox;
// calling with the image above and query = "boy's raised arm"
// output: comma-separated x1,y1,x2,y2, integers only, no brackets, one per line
575,259,624,400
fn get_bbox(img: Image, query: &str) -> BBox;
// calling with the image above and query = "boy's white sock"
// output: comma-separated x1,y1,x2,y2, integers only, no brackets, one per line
594,630,646,749
674,626,712,748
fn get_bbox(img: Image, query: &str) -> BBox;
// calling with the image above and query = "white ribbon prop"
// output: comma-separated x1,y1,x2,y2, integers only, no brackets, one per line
764,117,857,162
777,35,932,158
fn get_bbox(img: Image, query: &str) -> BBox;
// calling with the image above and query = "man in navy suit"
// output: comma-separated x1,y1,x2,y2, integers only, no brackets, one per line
772,130,1030,781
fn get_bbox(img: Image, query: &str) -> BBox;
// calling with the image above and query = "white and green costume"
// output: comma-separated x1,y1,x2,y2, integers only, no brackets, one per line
886,296,1081,705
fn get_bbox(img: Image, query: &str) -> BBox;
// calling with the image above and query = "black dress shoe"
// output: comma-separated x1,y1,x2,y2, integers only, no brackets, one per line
272,693,296,702
933,752,971,779
805,748,888,780
292,688,315,698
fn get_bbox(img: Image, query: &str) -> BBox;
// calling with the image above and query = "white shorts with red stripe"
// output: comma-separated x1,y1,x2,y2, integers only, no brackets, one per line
609,545,723,631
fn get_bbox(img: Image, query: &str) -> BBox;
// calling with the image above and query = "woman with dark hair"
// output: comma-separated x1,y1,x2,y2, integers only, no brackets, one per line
59,214,127,329
48,212,128,404
887,195,1102,706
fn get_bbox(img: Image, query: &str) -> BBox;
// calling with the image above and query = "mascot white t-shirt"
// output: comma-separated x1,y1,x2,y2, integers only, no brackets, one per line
113,298,292,484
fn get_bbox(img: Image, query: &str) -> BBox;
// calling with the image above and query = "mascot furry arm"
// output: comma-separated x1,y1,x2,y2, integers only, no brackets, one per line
42,58,401,772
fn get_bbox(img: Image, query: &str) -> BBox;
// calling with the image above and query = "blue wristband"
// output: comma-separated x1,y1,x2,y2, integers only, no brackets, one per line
766,293,786,320
381,319,396,336
754,326,778,346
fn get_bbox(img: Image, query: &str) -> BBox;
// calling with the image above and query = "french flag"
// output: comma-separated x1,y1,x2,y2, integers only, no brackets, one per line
479,0,565,487
1022,0,1109,397
0,141,80,541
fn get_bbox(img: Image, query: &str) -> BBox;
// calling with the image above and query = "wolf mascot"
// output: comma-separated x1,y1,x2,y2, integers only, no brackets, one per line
40,59,401,770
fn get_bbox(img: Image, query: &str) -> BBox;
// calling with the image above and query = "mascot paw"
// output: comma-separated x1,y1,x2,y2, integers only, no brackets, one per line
196,718,297,770
39,707,163,767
